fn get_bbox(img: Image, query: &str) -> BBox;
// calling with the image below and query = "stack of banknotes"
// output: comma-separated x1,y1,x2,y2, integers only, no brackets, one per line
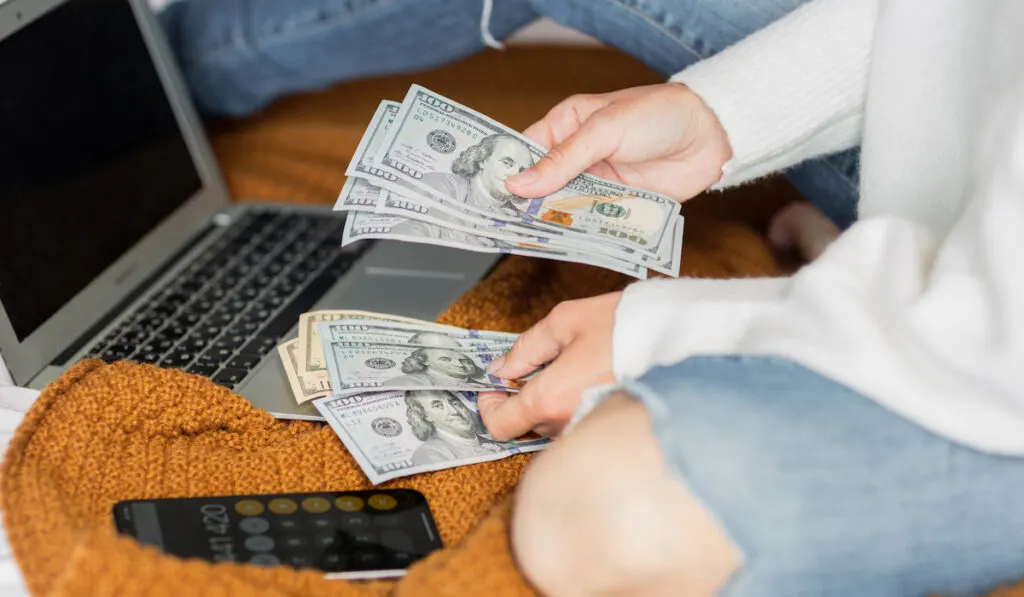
278,310,549,484
333,84,685,280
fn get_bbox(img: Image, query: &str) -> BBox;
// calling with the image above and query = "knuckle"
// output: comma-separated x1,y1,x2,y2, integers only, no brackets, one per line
534,395,566,423
548,97,582,125
539,145,569,170
549,299,580,323
518,386,547,421
512,325,539,352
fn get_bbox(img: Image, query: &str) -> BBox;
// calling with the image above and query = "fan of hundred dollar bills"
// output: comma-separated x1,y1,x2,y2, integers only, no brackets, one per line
334,85,684,279
277,310,548,484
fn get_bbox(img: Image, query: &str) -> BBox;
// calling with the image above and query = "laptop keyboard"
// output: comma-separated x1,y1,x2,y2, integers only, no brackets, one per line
83,209,372,389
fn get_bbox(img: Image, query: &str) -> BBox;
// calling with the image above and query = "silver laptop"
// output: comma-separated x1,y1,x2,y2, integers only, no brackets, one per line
0,0,499,419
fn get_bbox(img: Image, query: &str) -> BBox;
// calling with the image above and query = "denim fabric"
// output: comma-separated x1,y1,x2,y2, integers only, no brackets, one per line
159,0,860,226
590,356,1024,597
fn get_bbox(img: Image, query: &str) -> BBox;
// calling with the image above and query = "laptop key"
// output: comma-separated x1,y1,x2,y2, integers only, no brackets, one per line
268,281,297,298
239,308,273,325
198,346,233,365
134,350,163,364
100,346,132,362
161,349,196,368
193,325,223,340
187,364,219,378
139,339,174,354
201,287,228,302
134,315,166,331
188,298,217,313
238,286,261,301
206,312,236,327
156,324,189,341
213,368,248,386
242,336,278,357
227,355,260,371
120,328,150,345
215,334,248,350
179,335,210,352
224,299,248,313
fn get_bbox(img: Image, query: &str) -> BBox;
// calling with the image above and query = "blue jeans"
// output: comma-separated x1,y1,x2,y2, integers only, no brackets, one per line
159,0,860,227
575,356,1024,596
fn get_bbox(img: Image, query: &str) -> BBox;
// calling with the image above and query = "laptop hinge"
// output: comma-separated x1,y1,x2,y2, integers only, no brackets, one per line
52,223,217,366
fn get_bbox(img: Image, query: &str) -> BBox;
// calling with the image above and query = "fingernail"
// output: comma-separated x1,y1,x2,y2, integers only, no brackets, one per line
508,169,538,187
487,355,506,375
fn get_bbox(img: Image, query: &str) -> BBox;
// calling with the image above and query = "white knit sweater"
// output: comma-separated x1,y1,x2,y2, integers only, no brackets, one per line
613,0,1024,454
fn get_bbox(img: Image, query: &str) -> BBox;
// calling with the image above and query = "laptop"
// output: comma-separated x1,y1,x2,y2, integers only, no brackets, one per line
0,0,499,420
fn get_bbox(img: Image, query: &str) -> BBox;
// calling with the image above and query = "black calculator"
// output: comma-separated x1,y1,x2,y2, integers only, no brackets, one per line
112,489,444,580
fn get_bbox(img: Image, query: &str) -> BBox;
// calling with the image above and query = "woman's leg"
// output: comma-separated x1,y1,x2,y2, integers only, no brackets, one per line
513,356,1024,596
158,0,538,117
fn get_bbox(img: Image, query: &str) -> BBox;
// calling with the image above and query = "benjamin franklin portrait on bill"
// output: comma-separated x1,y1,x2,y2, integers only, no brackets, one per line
404,390,504,466
384,332,491,389
421,133,536,216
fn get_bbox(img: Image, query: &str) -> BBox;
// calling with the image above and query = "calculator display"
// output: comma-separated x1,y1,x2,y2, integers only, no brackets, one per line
112,490,443,580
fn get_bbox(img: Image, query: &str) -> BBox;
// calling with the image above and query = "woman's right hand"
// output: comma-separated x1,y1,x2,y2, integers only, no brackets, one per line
506,83,733,202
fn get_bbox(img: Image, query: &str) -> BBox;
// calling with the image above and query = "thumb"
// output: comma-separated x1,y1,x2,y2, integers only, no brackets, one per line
477,390,537,442
506,115,619,198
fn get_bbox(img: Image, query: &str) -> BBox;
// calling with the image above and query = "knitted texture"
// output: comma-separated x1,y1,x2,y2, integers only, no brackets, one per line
0,236,781,597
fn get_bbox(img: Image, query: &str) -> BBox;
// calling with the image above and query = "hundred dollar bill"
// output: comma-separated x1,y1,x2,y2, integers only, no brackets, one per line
343,101,682,276
342,211,649,279
322,340,523,397
313,391,550,484
296,309,452,382
334,176,386,213
277,338,331,403
375,85,681,257
317,320,517,349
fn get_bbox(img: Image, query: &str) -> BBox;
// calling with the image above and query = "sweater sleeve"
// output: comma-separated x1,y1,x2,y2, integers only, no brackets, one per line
670,0,879,188
612,276,790,380
609,90,1024,454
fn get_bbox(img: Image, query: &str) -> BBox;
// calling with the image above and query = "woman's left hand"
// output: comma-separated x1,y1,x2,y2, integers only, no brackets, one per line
478,292,622,441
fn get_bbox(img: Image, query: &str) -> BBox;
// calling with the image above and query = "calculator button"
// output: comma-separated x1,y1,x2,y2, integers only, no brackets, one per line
381,530,414,552
239,517,270,534
374,514,404,528
352,532,374,544
282,535,307,550
311,516,334,530
340,513,371,529
289,555,311,568
335,496,364,512
368,494,397,511
244,535,275,552
301,497,331,513
268,498,298,514
393,551,412,564
313,534,336,548
277,518,303,531
249,554,280,567
234,500,264,516
321,552,347,571
353,548,383,567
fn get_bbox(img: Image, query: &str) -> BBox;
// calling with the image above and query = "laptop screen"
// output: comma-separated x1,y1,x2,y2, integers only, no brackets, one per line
0,0,202,341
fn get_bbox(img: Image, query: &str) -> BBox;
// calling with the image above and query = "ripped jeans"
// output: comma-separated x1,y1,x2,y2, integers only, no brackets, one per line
158,0,860,227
